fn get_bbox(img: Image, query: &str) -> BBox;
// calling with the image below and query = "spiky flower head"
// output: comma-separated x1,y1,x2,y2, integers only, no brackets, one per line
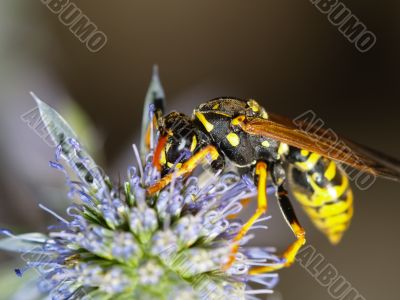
0,92,280,299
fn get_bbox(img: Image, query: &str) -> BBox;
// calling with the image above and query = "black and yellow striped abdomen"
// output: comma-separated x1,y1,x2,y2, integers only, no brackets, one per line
287,149,353,244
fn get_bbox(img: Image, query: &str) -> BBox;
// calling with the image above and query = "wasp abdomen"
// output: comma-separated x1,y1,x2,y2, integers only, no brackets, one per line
287,149,353,244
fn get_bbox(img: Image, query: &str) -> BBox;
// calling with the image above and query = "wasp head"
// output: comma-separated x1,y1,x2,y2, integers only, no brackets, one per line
154,112,200,175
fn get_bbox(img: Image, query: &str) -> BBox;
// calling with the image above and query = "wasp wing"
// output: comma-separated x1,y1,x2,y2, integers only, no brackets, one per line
241,112,400,181
140,65,166,160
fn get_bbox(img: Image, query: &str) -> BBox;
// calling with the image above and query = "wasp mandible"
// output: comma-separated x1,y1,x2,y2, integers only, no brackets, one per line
141,71,400,274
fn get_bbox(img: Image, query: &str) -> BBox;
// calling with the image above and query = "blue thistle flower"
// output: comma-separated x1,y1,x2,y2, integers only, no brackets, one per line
0,93,281,299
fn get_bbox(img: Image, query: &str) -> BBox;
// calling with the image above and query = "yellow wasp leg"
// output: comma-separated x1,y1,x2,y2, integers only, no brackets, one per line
147,145,220,195
249,186,306,274
223,161,268,270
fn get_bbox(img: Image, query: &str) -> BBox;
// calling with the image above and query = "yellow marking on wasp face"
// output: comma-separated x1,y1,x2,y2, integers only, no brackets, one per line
226,132,240,147
195,112,214,132
166,161,185,169
278,143,289,155
165,142,171,153
261,140,270,148
159,149,166,165
300,149,310,157
295,152,320,171
324,161,337,181
212,103,220,110
190,135,197,152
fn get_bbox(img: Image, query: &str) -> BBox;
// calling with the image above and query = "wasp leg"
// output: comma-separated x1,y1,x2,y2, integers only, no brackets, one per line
249,185,306,274
223,161,268,270
147,145,220,195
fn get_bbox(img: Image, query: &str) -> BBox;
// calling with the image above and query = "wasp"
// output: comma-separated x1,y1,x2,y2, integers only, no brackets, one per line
141,86,400,273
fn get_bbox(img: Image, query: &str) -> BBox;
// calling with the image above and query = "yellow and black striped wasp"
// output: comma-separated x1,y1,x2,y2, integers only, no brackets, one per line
141,71,400,274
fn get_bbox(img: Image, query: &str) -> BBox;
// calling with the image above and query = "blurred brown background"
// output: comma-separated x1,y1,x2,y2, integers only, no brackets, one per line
0,0,399,299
